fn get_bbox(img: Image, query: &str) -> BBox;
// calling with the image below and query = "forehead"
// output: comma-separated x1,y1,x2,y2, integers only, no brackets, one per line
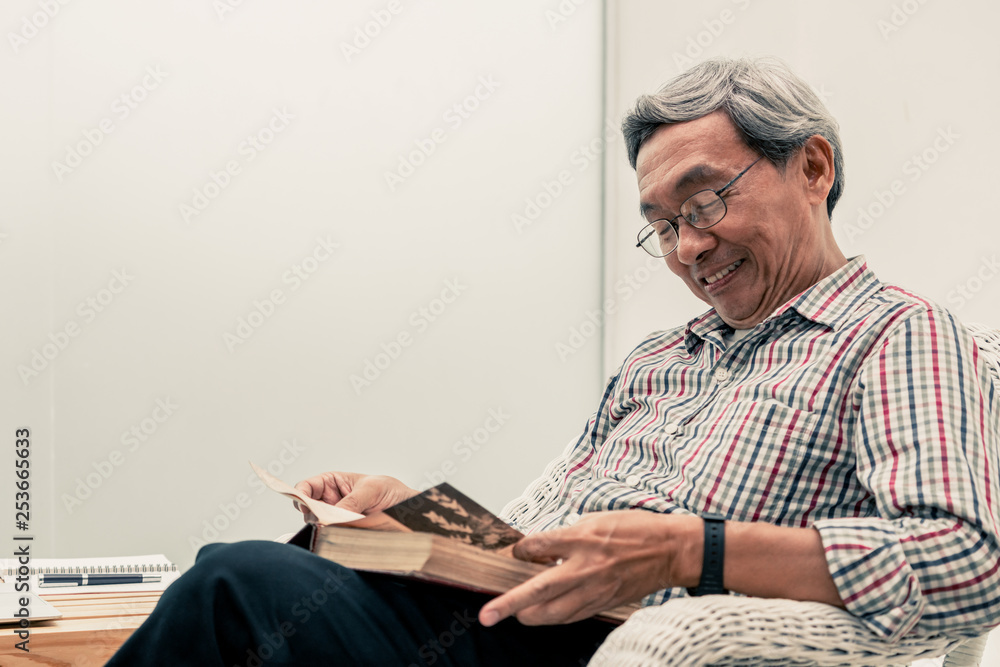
636,111,751,214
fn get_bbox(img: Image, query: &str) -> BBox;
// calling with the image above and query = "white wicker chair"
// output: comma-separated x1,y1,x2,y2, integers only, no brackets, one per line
501,323,1000,667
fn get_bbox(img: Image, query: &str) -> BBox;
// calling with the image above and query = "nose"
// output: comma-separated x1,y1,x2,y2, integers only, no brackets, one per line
672,220,717,265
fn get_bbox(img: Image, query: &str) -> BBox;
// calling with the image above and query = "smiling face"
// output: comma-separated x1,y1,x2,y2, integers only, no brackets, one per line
635,110,847,329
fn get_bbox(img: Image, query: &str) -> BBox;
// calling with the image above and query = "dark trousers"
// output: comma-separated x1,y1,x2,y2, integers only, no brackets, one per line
106,541,614,666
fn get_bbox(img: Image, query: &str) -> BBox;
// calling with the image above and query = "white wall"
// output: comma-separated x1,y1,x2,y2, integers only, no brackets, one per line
1,0,607,571
604,0,1000,371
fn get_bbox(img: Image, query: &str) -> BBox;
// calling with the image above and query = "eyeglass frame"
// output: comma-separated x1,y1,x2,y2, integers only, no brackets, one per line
635,156,763,258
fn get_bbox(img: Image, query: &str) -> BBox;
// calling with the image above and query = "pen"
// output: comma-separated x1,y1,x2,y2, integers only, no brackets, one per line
38,573,162,588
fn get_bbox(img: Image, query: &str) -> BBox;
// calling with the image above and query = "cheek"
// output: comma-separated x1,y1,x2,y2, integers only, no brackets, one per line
666,256,686,279
666,257,701,290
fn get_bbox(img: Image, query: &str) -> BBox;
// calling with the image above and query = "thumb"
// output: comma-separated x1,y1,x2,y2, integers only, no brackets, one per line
334,487,377,515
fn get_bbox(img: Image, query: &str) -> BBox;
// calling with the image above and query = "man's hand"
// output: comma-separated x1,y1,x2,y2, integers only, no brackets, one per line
479,511,703,627
294,472,418,516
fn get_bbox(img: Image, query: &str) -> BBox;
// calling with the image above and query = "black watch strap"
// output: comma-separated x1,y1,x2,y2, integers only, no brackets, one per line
686,515,727,596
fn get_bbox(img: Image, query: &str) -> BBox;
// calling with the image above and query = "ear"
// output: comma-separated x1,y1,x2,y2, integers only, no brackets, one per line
799,134,835,209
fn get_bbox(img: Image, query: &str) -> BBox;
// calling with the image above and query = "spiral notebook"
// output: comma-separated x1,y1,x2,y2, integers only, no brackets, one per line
0,554,180,595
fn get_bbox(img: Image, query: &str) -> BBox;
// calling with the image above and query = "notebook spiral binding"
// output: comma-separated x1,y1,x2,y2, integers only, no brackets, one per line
3,563,179,576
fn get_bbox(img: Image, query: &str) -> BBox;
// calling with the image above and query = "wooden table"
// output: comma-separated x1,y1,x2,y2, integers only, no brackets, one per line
0,591,161,666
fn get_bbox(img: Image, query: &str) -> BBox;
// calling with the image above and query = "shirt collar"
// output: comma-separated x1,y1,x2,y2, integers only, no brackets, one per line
683,256,881,352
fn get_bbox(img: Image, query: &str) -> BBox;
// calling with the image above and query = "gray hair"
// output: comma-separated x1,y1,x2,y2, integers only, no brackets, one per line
622,57,845,218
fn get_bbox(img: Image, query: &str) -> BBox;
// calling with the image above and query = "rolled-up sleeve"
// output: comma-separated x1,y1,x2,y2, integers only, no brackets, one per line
815,308,1000,641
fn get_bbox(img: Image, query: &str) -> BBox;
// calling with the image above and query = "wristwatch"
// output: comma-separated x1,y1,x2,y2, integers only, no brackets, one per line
686,515,727,596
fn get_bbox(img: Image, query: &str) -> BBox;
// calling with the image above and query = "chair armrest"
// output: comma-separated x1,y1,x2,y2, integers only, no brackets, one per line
588,596,967,666
498,438,579,531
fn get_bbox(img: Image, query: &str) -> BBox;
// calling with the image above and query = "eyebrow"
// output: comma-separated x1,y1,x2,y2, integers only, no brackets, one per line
639,164,725,218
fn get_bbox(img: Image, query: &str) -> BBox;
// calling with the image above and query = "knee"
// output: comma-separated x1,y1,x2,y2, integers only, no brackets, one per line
195,540,287,570
170,541,293,598
186,540,358,601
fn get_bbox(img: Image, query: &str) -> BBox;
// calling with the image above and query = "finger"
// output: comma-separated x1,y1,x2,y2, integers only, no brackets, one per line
479,566,575,627
296,473,351,506
291,483,317,514
288,489,320,521
512,528,571,563
294,477,325,500
334,483,381,514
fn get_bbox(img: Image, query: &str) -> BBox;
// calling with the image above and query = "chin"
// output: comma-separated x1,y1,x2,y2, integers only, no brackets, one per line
715,304,753,325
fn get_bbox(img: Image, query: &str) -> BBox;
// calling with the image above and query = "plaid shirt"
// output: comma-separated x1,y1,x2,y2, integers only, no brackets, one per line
517,256,1000,640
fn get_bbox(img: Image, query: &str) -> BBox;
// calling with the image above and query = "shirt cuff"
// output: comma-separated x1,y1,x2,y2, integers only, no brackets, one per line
814,517,925,641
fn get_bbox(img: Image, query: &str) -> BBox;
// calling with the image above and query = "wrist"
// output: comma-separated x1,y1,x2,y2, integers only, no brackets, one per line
667,514,706,589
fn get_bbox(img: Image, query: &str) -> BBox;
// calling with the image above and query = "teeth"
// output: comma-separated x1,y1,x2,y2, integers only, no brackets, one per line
704,259,743,285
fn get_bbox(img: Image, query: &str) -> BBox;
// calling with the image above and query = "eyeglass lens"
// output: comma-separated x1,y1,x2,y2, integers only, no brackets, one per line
638,190,728,257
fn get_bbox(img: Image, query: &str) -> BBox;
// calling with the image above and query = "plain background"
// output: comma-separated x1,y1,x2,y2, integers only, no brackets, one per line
3,1,998,662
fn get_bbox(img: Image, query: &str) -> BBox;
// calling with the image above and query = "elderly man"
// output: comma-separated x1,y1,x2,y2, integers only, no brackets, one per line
108,58,1000,666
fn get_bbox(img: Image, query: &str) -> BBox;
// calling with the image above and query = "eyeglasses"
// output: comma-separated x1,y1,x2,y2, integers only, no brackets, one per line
636,157,762,258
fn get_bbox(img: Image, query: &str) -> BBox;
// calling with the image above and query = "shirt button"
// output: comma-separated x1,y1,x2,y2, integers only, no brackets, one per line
714,368,730,383
664,422,678,435
625,474,641,487
564,513,581,526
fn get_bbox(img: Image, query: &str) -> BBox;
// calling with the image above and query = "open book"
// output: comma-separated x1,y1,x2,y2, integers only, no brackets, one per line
251,463,639,623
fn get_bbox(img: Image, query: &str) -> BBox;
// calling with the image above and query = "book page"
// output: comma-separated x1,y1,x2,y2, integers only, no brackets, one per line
250,462,408,530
